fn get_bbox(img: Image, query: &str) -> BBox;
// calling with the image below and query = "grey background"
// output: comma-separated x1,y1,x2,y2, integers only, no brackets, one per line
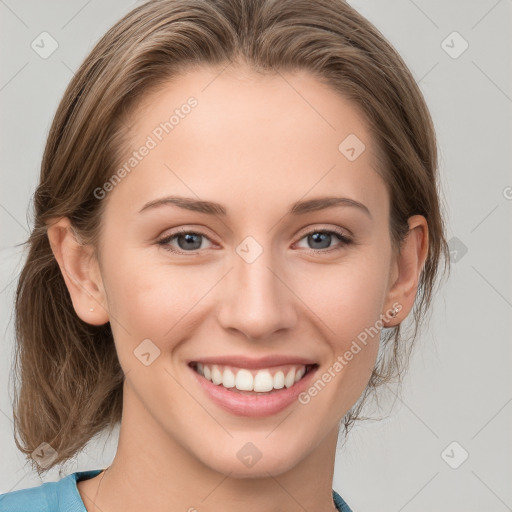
1,1,511,510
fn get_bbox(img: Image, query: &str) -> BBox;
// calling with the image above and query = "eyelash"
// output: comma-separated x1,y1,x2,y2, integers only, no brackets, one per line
156,227,353,255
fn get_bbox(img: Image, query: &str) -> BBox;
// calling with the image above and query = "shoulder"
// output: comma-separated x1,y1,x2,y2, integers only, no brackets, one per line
0,480,56,512
0,469,102,512
332,488,354,512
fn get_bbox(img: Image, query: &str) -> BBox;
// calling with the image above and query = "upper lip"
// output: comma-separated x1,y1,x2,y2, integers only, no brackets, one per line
188,355,318,369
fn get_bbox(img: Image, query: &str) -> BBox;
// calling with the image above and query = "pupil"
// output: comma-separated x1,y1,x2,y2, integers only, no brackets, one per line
310,232,330,249
179,233,201,250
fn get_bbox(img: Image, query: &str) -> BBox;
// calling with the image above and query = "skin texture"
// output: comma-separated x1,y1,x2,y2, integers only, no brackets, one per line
47,65,428,512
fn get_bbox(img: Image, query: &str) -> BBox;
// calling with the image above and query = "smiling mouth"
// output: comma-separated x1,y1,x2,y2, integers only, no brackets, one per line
189,362,318,394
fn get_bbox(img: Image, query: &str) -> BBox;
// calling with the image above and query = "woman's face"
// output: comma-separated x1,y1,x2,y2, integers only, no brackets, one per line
91,65,403,476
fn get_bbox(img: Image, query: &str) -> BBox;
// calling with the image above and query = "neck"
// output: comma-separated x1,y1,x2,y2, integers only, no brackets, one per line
81,381,340,512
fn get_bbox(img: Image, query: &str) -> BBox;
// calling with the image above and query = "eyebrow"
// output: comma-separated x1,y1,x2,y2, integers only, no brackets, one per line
138,195,372,219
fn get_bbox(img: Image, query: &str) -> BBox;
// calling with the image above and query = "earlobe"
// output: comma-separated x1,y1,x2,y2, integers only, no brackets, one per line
383,215,429,327
46,217,109,326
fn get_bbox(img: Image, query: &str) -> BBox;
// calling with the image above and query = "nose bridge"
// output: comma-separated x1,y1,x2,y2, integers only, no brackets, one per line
217,237,297,339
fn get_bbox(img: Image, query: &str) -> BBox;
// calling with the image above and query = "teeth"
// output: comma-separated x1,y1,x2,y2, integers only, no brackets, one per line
273,371,285,389
194,363,310,392
211,365,223,385
253,370,274,392
235,369,253,391
284,369,295,388
222,368,235,388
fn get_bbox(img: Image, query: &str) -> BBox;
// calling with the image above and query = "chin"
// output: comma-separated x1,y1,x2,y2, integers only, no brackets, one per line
195,435,314,479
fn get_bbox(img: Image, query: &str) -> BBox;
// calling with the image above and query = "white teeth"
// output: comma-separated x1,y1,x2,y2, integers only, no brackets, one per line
222,368,235,388
211,365,223,385
194,363,310,392
235,369,253,391
253,370,274,392
284,369,296,388
273,371,285,389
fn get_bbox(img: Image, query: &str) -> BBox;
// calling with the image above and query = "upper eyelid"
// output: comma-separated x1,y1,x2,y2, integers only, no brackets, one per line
295,225,351,239
158,225,350,239
158,226,352,248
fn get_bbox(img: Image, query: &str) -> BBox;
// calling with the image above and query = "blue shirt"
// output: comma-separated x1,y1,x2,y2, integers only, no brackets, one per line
0,469,353,511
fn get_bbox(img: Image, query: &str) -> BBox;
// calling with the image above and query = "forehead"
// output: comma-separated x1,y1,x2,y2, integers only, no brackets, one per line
107,65,388,220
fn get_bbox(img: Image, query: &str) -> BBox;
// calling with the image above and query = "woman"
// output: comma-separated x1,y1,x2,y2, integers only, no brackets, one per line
0,0,449,510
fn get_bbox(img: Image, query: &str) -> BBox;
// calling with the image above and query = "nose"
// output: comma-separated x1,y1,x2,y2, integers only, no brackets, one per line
217,245,298,341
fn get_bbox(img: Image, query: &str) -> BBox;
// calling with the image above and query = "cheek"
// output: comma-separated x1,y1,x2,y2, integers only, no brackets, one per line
293,250,391,342
294,263,387,418
291,249,390,404
102,249,215,344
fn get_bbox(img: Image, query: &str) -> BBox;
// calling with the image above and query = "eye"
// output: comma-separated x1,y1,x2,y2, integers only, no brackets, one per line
294,228,352,253
157,228,214,254
157,227,353,255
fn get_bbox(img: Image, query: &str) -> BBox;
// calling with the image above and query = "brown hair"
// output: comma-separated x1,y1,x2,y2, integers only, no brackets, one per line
12,0,450,475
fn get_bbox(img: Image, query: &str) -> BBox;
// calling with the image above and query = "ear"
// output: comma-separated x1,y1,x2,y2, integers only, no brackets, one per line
383,215,429,327
46,217,109,326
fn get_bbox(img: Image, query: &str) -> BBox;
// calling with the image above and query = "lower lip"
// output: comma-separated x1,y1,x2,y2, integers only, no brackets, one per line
190,365,318,417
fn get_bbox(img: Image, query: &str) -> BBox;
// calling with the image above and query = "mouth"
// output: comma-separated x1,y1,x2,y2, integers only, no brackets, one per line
188,361,318,395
